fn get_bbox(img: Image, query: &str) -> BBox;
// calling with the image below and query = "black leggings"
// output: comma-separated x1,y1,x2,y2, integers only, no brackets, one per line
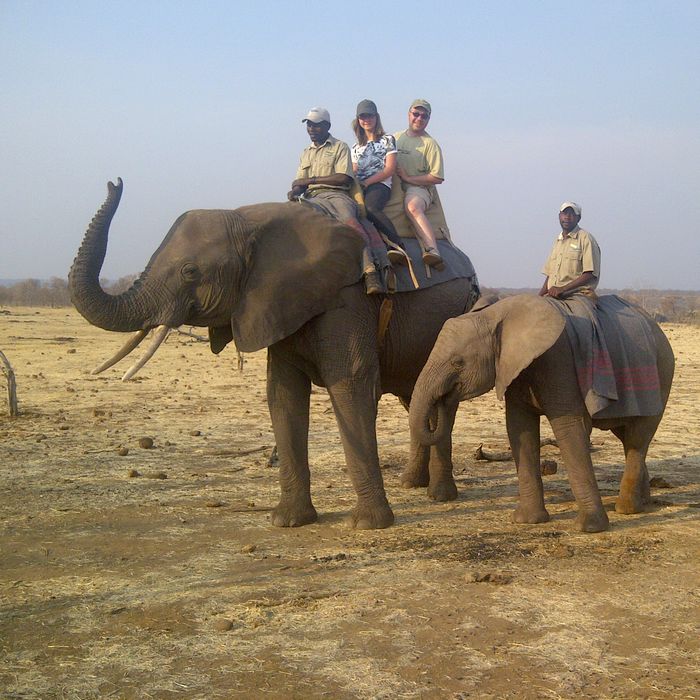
363,183,404,248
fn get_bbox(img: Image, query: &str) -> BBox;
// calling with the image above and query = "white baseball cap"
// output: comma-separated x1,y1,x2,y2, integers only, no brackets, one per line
302,107,331,124
559,201,582,216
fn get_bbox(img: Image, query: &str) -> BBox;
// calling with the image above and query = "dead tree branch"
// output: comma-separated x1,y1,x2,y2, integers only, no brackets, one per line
0,350,19,416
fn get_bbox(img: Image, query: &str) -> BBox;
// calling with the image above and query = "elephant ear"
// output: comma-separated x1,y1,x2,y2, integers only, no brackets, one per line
230,202,365,353
494,296,566,399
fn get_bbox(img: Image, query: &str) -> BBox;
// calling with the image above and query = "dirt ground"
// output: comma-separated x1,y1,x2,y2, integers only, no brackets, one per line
1,306,698,699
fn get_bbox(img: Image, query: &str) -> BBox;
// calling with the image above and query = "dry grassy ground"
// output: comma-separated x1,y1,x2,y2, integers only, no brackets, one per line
1,307,698,699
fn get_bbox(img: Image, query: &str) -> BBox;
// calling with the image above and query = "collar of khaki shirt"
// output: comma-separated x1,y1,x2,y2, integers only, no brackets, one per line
557,224,581,241
309,135,337,150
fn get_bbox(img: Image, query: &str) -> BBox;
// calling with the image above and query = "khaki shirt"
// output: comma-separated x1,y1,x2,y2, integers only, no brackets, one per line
542,226,601,290
394,130,444,180
295,135,353,192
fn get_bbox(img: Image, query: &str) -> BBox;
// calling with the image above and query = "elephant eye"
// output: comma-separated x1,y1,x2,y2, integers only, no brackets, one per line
181,263,200,282
451,356,465,369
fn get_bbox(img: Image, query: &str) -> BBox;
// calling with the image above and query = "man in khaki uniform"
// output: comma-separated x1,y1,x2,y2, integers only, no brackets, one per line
395,99,445,267
288,106,383,294
539,201,601,298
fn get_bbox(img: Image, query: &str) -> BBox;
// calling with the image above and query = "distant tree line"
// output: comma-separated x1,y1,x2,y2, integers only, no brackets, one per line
1,279,697,324
0,276,138,308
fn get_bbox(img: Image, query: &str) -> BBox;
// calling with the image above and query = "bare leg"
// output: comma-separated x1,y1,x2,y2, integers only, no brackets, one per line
404,194,438,251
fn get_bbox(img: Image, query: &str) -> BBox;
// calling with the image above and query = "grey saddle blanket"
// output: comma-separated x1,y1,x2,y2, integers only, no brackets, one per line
546,295,663,418
387,238,477,293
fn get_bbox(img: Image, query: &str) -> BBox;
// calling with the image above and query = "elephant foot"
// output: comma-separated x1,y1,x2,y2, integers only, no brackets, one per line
270,498,318,528
345,499,394,530
512,504,550,525
428,479,458,502
575,509,610,533
615,493,646,515
399,469,429,489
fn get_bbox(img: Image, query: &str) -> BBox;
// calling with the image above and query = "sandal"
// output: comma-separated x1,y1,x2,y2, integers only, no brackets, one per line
387,248,409,266
422,247,444,268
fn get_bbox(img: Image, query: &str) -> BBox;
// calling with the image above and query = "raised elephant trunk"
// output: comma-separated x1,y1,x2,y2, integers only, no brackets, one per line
68,178,156,334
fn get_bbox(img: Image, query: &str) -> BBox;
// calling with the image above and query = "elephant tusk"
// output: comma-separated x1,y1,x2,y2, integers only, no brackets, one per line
92,329,149,374
121,325,171,381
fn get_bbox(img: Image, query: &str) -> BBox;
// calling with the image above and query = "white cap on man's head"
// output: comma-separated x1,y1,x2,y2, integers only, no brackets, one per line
302,107,331,124
559,201,582,216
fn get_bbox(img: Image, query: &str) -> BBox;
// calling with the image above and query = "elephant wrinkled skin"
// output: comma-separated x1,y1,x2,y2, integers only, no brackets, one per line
69,180,479,529
409,294,674,532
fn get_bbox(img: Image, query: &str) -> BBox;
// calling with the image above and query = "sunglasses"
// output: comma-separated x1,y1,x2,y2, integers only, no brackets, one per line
410,111,429,119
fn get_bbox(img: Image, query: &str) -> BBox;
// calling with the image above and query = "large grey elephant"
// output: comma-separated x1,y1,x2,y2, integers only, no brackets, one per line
409,294,674,532
69,180,479,529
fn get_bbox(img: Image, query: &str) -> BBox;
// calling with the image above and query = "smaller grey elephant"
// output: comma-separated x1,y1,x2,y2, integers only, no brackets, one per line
409,294,675,532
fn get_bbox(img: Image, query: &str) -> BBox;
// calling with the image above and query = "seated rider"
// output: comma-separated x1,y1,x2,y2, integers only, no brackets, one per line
288,106,385,295
539,201,601,298
351,99,407,266
395,99,445,268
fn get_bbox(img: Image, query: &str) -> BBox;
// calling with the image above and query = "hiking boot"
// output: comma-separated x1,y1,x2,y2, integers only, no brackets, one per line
364,269,385,295
422,247,445,270
387,248,409,266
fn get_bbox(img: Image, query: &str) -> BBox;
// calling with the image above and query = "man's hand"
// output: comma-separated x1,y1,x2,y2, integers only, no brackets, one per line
545,285,565,298
288,183,307,201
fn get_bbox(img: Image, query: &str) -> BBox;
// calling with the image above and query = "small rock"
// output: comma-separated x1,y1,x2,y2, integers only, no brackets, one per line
59,424,70,431
190,430,202,436
145,471,167,480
650,476,672,489
139,437,154,449
212,618,233,632
541,459,558,475
67,348,76,354
465,571,513,585
241,544,257,554
118,447,129,457
127,468,140,478
205,500,224,508
247,501,256,508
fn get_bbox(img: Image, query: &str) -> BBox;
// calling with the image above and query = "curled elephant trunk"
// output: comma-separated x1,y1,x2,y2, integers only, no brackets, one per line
68,179,157,334
409,387,457,447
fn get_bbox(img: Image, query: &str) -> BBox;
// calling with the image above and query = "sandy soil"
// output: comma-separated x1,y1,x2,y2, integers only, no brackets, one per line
1,307,698,699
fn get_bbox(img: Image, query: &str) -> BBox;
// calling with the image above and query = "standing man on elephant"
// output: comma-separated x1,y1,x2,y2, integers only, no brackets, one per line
288,106,383,294
539,201,601,299
395,99,445,268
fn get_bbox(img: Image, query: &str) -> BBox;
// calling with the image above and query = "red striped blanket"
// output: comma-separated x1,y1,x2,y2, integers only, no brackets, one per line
545,295,663,418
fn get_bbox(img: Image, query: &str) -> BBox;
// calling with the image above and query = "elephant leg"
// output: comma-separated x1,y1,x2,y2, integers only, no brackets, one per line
427,400,458,502
549,414,609,532
507,399,550,524
267,349,317,527
327,378,394,530
613,419,657,514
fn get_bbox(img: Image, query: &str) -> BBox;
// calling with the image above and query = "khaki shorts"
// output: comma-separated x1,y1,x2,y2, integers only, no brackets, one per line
305,189,358,222
404,185,434,210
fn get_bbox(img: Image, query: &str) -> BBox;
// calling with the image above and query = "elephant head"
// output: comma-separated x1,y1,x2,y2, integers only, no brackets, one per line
69,179,365,378
409,295,566,444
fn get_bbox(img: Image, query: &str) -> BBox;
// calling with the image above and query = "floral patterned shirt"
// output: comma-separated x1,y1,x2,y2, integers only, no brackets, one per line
351,134,397,188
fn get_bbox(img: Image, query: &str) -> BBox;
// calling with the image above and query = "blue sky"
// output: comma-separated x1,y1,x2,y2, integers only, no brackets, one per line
1,0,699,289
